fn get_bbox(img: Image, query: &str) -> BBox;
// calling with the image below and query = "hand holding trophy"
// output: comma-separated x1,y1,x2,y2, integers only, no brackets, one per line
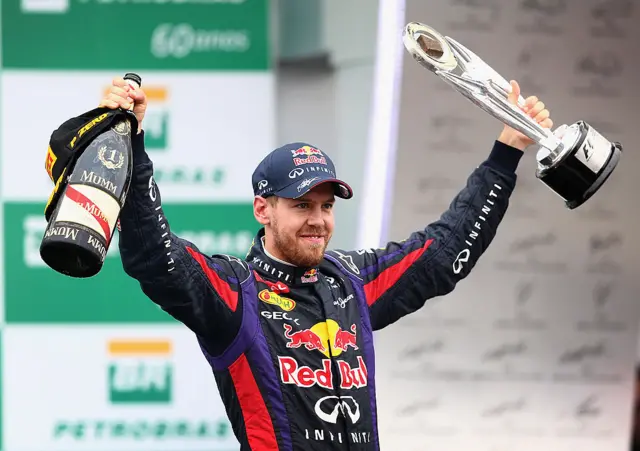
402,22,622,210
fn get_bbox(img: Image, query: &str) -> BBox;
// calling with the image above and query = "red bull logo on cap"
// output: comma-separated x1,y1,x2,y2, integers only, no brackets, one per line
291,145,327,166
291,145,323,157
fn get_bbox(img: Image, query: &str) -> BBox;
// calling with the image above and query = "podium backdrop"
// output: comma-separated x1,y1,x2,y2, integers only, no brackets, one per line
374,1,640,450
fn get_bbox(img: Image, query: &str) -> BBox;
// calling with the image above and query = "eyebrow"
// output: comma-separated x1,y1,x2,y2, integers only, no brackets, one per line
295,197,336,203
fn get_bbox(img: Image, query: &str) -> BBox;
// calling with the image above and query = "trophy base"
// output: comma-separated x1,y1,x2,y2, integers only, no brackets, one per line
535,121,621,210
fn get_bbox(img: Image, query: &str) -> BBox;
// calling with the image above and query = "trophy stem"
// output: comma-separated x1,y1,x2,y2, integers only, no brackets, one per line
485,85,563,152
437,71,563,152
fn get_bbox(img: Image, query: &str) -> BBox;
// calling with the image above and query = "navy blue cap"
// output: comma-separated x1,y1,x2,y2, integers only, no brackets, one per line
252,142,353,200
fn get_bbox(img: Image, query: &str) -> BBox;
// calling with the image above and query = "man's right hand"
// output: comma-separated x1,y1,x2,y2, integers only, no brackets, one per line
98,76,147,133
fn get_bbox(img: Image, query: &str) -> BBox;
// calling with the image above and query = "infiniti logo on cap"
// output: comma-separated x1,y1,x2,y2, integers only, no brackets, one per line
289,168,304,179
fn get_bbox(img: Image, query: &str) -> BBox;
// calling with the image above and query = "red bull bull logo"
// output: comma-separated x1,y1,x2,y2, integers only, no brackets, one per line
301,268,318,283
283,324,326,352
291,145,323,157
258,289,296,311
291,145,327,167
282,320,358,358
334,324,358,352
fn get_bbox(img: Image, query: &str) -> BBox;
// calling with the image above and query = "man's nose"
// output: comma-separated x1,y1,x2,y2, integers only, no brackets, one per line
306,209,324,226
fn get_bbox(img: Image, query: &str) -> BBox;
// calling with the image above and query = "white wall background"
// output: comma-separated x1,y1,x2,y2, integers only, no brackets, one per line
277,0,640,451
274,0,379,250
275,0,640,450
375,1,640,450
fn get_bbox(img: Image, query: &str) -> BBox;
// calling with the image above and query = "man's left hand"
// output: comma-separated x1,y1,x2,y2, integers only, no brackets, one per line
497,79,553,151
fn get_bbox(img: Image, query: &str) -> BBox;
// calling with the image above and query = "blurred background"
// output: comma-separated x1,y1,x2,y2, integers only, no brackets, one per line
1,0,640,450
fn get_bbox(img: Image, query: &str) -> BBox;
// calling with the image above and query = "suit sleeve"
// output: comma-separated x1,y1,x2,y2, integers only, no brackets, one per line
118,131,249,356
329,141,522,331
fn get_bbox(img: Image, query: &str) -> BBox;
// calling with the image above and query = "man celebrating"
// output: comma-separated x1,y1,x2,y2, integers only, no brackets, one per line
99,76,551,450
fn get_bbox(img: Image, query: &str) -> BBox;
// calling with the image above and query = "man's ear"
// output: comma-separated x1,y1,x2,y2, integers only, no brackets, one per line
253,196,270,225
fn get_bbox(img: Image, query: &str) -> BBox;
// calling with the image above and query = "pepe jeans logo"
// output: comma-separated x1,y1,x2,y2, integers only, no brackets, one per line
517,0,567,34
428,114,474,153
587,232,622,274
590,0,634,38
447,0,500,32
573,52,623,98
494,231,568,274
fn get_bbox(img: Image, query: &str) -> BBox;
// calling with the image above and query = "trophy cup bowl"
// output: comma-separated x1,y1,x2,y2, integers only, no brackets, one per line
402,21,622,210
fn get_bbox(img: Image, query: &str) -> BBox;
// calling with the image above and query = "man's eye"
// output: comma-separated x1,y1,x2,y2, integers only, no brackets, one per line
296,203,309,209
324,204,334,209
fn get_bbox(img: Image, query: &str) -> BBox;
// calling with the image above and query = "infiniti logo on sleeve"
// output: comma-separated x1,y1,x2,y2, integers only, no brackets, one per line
452,183,502,274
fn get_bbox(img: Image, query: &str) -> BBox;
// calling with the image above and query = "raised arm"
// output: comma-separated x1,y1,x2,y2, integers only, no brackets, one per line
107,77,249,356
328,81,553,330
329,140,520,330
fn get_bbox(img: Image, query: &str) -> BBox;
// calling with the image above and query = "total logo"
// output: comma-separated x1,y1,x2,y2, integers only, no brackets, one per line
291,145,327,166
258,289,296,311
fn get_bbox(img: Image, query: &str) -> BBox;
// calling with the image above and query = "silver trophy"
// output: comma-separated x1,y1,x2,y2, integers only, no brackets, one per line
402,22,622,209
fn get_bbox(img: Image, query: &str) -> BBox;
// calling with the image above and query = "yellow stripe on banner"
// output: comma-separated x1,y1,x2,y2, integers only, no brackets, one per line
108,339,172,356
144,87,168,101
103,86,167,101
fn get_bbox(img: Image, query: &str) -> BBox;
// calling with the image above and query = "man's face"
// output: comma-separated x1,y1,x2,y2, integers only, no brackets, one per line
261,183,336,268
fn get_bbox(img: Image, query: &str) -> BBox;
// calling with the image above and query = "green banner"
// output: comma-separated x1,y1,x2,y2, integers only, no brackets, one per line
5,202,257,323
1,0,270,70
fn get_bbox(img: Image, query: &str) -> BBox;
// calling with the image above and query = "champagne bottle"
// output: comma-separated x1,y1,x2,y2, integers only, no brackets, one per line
40,73,142,278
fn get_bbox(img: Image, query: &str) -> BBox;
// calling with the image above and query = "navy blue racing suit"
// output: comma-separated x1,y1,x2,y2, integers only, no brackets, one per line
118,131,522,450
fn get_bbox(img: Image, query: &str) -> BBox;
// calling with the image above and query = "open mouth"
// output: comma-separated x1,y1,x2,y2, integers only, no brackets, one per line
300,235,325,244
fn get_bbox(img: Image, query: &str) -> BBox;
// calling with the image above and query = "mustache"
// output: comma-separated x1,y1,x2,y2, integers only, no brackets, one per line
298,228,328,237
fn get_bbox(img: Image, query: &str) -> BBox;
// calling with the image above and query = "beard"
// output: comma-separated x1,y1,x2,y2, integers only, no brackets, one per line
271,220,329,268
